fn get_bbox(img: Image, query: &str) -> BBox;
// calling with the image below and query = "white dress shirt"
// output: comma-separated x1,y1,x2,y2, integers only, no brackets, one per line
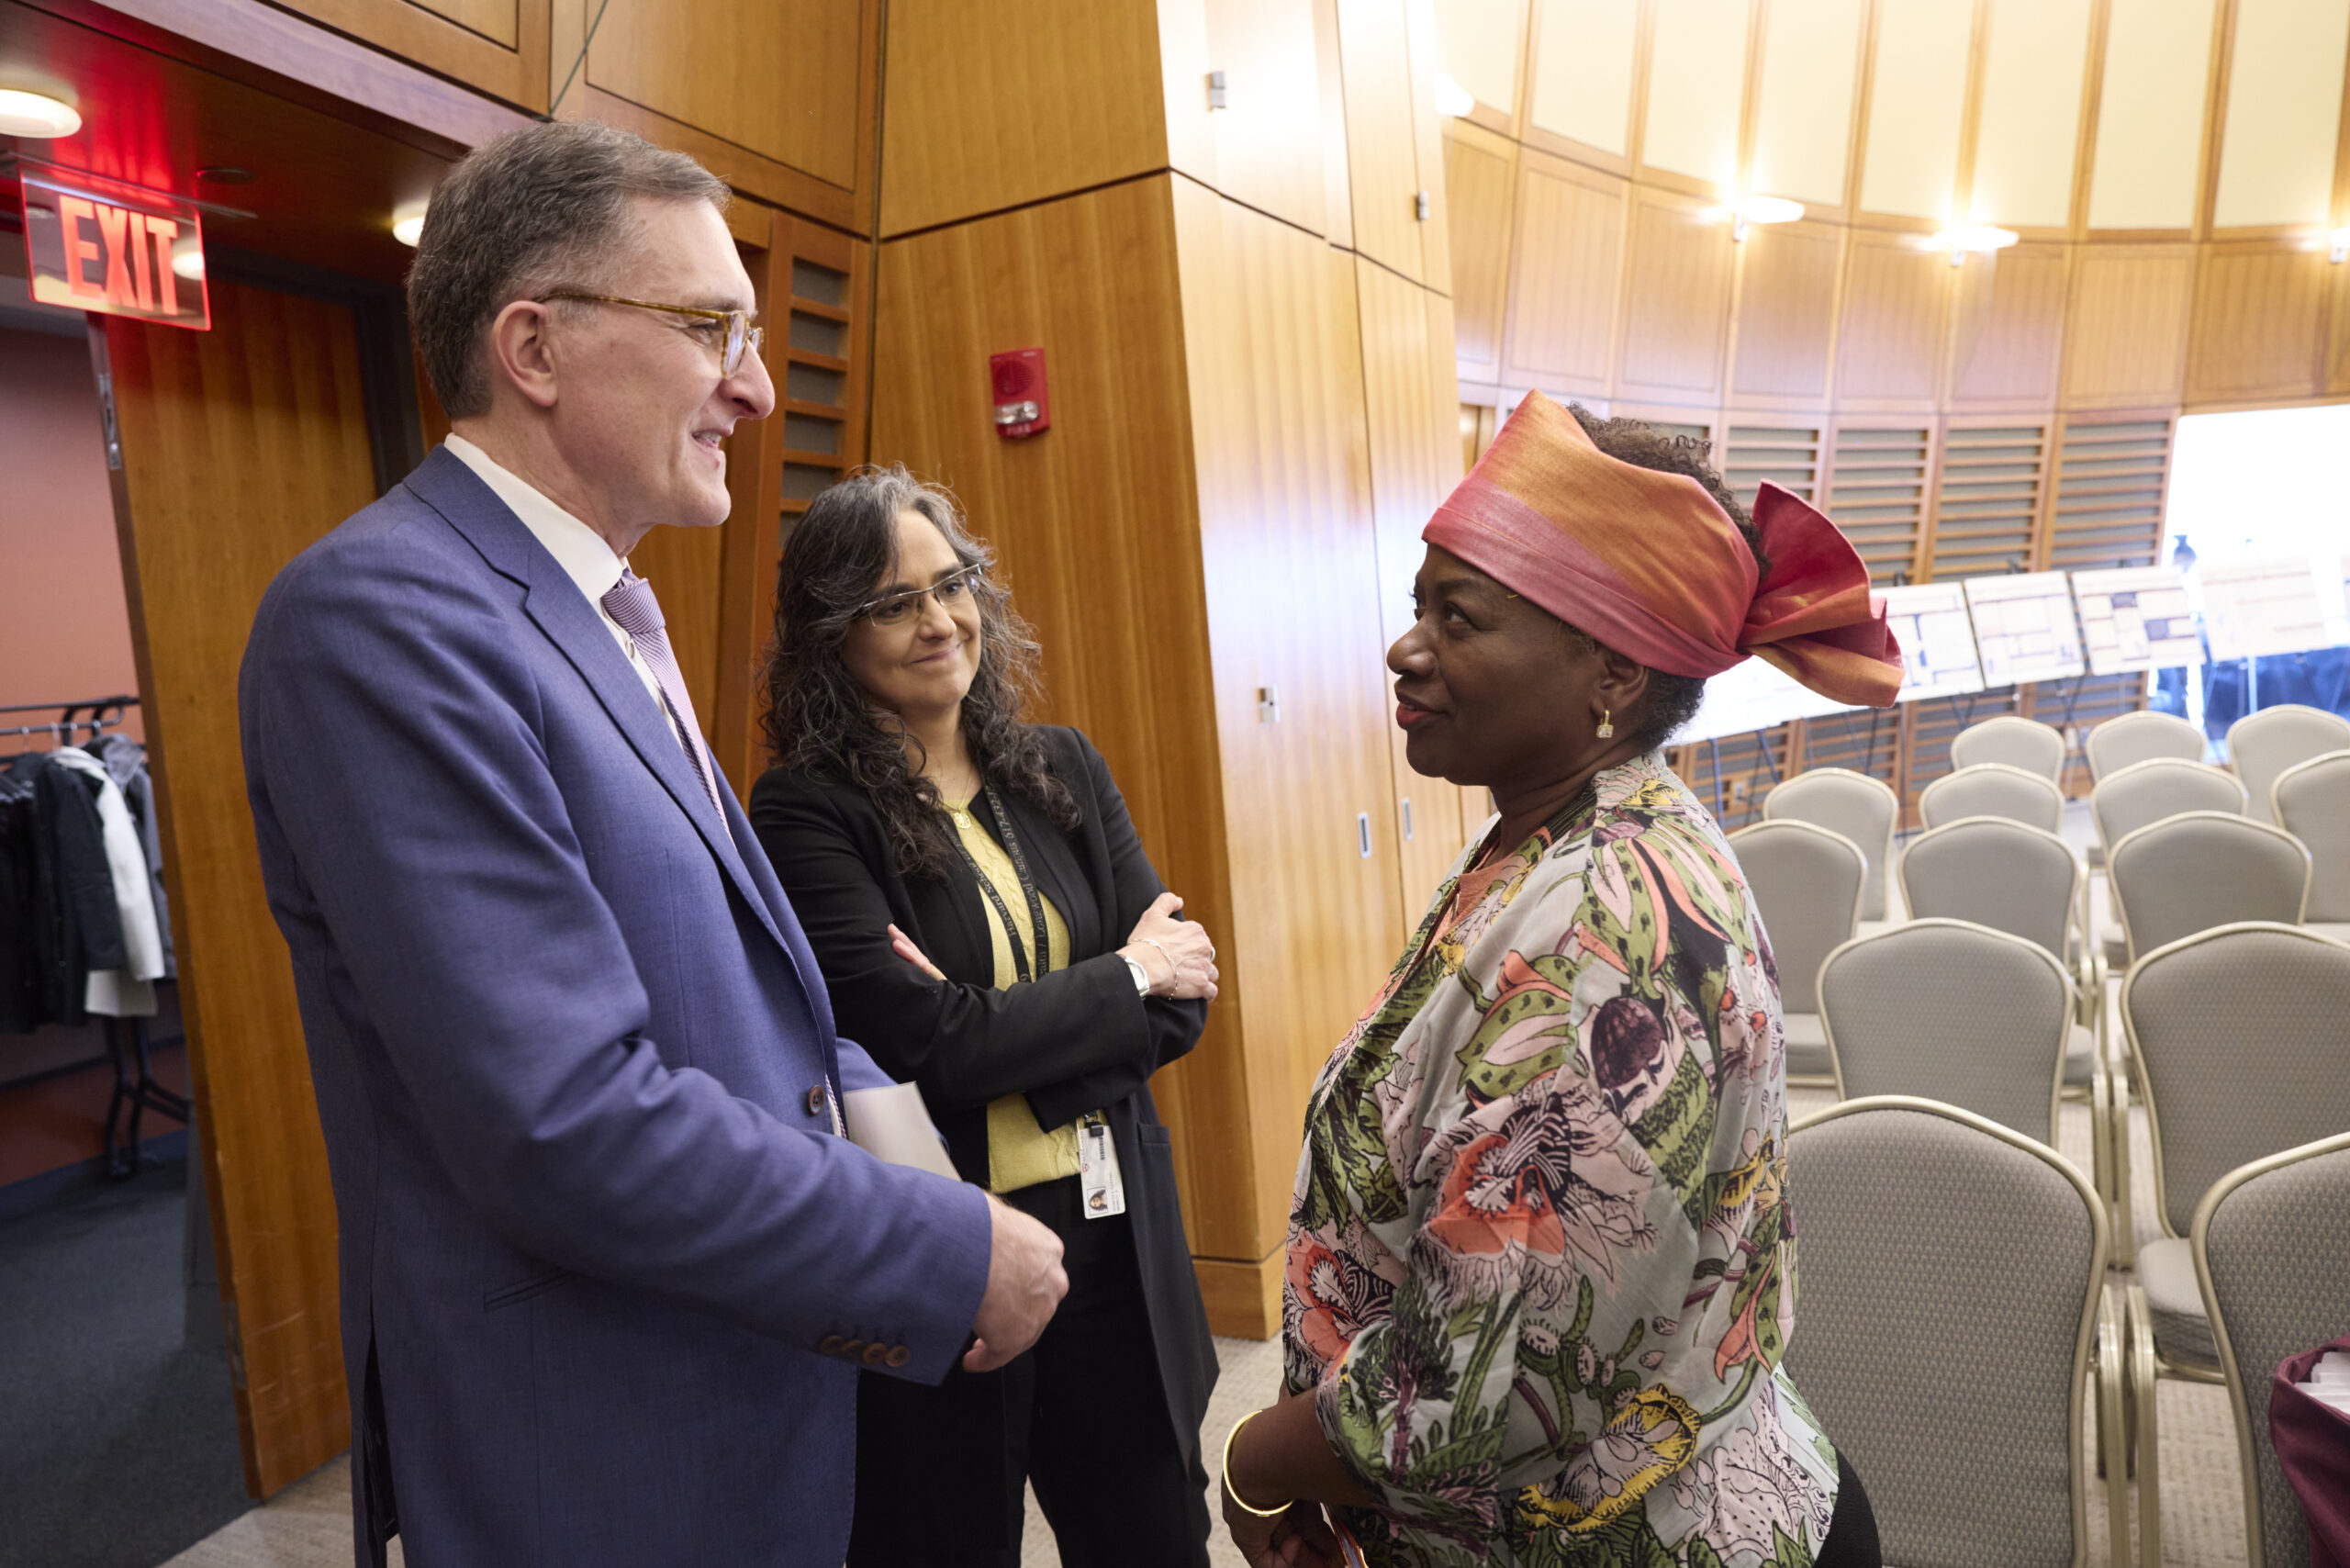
443,434,667,715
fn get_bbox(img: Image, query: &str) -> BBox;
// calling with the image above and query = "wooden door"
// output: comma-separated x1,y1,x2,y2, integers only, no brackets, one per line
103,274,383,1496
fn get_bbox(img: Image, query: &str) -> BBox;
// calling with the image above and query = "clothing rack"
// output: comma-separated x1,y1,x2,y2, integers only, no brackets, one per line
0,695,188,1175
0,694,139,749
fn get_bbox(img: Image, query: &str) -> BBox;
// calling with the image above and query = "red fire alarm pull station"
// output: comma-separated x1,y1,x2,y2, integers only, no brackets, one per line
990,348,1049,439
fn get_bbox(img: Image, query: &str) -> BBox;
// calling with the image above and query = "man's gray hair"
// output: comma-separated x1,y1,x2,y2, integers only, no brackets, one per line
407,120,730,420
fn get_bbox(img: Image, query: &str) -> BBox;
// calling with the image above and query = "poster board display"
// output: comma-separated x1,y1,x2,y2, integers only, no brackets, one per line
1680,654,1851,745
2200,558,2333,662
1963,572,2086,687
2071,566,2201,675
1879,582,1986,700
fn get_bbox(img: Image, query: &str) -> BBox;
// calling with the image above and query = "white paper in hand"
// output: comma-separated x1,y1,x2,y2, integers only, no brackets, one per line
842,1082,961,1181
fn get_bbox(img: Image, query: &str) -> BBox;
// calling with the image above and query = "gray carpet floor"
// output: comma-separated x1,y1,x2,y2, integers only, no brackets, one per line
0,1160,251,1568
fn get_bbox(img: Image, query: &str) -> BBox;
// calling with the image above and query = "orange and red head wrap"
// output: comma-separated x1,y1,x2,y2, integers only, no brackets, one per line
1423,392,1902,709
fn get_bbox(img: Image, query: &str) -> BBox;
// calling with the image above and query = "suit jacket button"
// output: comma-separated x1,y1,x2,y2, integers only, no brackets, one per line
839,1338,865,1361
805,1085,826,1116
817,1335,845,1357
885,1345,912,1369
862,1342,890,1366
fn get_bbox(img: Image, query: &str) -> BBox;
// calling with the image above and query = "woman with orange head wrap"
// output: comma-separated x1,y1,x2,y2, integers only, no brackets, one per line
1218,394,1896,1568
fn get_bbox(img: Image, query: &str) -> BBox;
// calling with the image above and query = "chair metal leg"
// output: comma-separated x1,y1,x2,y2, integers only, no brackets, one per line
2109,1059,2136,1270
2096,1286,2132,1567
2126,1284,2162,1568
2089,1056,2114,1232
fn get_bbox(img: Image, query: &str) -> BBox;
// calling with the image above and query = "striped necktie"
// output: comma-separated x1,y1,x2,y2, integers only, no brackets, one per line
600,567,727,818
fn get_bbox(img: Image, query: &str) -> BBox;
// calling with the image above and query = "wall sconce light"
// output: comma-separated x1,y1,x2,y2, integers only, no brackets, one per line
1707,195,1804,241
1434,73,1476,118
1936,224,2019,266
392,204,429,247
2330,227,2349,263
0,88,82,139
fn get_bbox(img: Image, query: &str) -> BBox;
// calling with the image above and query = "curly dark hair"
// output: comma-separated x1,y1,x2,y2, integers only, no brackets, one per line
1557,406,1773,751
760,466,1078,879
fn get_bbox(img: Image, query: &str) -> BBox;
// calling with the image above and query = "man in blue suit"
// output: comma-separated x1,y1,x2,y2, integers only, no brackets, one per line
240,121,1068,1567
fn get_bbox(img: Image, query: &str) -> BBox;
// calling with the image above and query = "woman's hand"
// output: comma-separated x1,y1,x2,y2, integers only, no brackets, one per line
1224,1497,1344,1566
1121,892,1218,1001
887,924,946,981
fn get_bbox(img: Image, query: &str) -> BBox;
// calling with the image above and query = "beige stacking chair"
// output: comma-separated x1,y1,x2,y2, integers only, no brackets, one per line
1952,713,2067,783
2086,709,2205,782
1918,762,2066,834
1818,921,2079,1148
2106,812,2309,967
2088,759,2251,960
1896,819,2105,1115
2196,1132,2350,1568
1727,818,1863,1087
2270,749,2350,940
2227,703,2350,824
1787,1098,2121,1568
2117,924,2350,1568
1762,767,1900,926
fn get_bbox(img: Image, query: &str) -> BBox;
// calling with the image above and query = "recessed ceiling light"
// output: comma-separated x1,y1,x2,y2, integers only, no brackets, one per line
391,204,429,247
196,166,256,185
0,89,81,139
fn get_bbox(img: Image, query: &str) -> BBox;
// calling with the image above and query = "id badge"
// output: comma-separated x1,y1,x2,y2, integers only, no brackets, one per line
1079,1114,1125,1219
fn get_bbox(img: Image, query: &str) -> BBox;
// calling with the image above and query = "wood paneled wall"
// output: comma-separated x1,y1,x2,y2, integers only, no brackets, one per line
873,0,1472,1335
103,277,383,1497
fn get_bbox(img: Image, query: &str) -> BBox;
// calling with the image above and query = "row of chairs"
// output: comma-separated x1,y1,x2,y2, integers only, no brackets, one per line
1790,1094,2347,1568
1965,701,2350,832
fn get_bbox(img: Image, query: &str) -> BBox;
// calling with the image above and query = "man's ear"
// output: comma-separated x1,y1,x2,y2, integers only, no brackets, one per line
484,299,561,412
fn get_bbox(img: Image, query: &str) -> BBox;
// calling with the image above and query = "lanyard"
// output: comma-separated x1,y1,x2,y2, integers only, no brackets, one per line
949,784,1051,985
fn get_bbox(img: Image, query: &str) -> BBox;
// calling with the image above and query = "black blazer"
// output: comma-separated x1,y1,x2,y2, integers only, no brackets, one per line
747,723,1216,1458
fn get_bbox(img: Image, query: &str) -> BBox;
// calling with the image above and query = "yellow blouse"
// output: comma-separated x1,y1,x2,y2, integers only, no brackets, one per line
941,794,1091,1193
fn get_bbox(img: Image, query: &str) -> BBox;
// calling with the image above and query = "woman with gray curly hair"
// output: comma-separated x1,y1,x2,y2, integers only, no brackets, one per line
748,466,1221,1567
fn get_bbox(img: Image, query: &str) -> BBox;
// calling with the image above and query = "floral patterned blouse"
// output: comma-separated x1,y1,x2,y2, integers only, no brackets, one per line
1284,753,1840,1568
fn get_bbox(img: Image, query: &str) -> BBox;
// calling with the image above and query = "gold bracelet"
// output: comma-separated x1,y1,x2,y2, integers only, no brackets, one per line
1220,1408,1294,1518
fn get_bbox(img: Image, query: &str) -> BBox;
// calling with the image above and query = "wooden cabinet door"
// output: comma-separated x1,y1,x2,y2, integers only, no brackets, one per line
268,0,549,111
103,275,385,1496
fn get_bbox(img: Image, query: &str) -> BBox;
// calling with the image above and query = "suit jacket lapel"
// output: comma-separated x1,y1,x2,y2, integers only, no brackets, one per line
406,450,793,958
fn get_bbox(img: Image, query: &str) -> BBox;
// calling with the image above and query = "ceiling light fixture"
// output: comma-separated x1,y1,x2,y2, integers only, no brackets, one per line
2330,227,2349,263
1936,224,2019,265
1706,195,1804,241
1434,73,1476,118
391,204,429,247
170,233,205,282
0,88,82,139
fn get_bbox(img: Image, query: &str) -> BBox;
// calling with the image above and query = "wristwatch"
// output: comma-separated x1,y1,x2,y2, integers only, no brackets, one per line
1121,953,1152,995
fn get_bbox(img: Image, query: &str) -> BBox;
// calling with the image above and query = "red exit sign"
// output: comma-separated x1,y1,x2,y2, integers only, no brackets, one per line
17,162,209,330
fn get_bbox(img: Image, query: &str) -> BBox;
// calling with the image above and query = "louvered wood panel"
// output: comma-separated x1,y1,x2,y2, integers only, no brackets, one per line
2043,417,2174,575
1790,705,1901,797
1670,726,1792,832
777,226,869,521
1926,423,2049,580
1901,685,2023,824
1722,424,1824,510
1823,423,1932,584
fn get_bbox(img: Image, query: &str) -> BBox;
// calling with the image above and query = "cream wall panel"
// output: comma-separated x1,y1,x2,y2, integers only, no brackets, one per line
1859,0,1975,219
1641,0,1750,185
2213,0,2350,228
1528,0,1638,152
1501,151,1628,389
1434,0,1528,112
1970,0,2094,229
1750,0,1865,207
2087,0,2220,230
1428,0,1522,111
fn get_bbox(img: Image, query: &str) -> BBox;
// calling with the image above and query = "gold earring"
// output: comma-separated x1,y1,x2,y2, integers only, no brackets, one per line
1596,708,1614,738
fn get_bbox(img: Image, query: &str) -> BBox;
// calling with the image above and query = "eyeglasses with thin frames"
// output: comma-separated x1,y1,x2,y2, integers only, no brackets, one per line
537,291,766,377
853,564,986,628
